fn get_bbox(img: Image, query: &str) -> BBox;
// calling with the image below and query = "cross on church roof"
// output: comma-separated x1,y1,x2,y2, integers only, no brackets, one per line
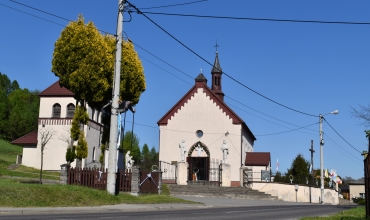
214,40,219,53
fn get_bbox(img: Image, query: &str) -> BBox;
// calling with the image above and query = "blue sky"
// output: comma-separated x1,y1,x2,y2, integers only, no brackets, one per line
1,0,369,179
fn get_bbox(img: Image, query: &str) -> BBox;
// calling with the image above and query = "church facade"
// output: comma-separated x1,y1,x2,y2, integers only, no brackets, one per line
158,52,256,186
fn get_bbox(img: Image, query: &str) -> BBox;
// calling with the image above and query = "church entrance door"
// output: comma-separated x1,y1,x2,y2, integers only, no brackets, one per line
187,157,209,181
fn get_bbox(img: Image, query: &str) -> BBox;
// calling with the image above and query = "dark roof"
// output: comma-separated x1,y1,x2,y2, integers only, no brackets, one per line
245,152,270,166
39,81,74,97
157,77,256,140
349,178,365,185
211,52,222,73
195,73,207,82
11,130,38,146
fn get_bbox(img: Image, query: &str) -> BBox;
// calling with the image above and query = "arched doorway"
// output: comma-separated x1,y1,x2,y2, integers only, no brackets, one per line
186,141,210,182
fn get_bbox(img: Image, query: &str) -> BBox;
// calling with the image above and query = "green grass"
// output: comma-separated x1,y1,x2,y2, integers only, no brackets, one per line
301,206,366,220
0,139,198,207
0,139,59,180
0,178,197,207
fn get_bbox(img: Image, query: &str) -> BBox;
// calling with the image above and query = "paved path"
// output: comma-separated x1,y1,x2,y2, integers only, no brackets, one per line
0,195,332,215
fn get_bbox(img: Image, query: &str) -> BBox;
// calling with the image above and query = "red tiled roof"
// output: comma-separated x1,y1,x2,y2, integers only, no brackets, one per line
39,81,74,97
245,152,270,166
11,130,38,146
157,78,256,140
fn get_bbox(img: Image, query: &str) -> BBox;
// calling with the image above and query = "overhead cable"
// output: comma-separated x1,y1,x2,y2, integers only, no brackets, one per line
126,0,318,117
139,0,207,10
141,11,370,25
324,117,362,153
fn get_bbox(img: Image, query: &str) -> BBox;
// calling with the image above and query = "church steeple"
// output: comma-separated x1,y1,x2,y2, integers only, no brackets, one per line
211,50,224,101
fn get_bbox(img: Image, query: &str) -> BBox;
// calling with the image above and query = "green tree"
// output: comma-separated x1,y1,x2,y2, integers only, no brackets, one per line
150,146,159,165
51,15,146,108
0,90,7,138
285,154,310,184
7,89,39,140
75,131,88,168
141,144,150,170
52,15,146,168
121,131,141,166
52,15,113,106
0,72,19,96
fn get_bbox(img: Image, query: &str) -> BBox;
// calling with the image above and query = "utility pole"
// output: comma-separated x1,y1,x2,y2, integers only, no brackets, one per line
309,140,315,181
319,114,324,204
107,0,125,195
309,140,314,203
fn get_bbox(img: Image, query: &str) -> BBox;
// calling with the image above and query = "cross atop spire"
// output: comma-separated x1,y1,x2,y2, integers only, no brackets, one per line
214,40,219,53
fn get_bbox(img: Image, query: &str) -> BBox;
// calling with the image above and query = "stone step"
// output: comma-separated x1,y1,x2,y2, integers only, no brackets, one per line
168,184,279,201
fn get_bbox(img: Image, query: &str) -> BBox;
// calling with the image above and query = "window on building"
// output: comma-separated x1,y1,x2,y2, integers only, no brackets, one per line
66,103,75,118
52,103,61,118
91,109,95,121
92,147,96,162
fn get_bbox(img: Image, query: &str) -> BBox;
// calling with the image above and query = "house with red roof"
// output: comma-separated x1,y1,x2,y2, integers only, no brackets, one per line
11,81,103,170
157,51,270,187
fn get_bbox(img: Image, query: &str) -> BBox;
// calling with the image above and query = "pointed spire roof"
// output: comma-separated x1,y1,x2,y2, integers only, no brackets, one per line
211,52,222,73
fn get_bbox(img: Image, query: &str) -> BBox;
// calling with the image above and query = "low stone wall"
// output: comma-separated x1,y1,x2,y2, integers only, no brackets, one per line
252,182,339,204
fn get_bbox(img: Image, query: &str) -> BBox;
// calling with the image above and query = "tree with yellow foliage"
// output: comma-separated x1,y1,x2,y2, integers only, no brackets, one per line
52,15,146,167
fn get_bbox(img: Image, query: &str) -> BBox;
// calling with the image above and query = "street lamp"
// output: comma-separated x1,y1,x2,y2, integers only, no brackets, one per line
319,110,338,204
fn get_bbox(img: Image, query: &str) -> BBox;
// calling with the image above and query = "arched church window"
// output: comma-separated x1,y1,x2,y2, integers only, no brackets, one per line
66,103,75,118
52,103,61,118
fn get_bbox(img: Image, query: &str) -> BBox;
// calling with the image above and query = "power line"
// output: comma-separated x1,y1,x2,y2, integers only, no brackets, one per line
133,42,194,80
225,95,317,133
0,3,66,27
324,117,362,154
126,1,318,118
139,55,192,85
10,0,70,22
8,0,111,35
325,134,362,164
226,102,317,136
139,0,207,10
140,11,370,26
255,122,318,137
5,0,359,151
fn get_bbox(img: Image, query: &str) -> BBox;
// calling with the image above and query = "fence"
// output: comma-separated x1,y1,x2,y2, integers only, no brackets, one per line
159,161,176,184
67,167,131,192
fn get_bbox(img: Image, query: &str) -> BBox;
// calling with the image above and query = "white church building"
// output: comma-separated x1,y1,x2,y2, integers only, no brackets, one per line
11,81,103,170
158,52,268,187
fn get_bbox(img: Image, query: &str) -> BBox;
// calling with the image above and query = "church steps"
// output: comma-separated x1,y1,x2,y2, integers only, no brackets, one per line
168,185,278,201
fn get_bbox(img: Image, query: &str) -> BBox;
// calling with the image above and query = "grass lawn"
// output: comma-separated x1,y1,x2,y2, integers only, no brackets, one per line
0,139,197,207
0,178,196,207
0,139,59,180
300,206,365,220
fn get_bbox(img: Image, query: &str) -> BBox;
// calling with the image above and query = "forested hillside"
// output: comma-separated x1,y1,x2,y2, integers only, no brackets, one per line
0,72,39,140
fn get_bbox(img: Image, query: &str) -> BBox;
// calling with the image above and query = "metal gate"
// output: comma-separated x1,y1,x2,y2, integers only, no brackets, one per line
140,170,159,193
159,161,177,184
187,157,209,181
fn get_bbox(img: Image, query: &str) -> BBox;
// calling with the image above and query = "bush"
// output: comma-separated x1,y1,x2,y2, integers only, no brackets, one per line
353,197,365,205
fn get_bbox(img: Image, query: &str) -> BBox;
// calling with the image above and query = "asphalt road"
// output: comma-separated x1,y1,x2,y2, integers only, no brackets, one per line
0,205,354,220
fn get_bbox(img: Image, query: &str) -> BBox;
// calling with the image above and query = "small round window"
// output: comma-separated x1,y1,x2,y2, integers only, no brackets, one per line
196,130,203,138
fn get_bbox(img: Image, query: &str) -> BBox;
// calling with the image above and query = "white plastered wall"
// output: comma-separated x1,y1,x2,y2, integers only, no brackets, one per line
159,88,243,182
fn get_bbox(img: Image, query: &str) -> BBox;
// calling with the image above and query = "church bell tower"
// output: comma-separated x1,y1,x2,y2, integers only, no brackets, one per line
211,49,225,101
